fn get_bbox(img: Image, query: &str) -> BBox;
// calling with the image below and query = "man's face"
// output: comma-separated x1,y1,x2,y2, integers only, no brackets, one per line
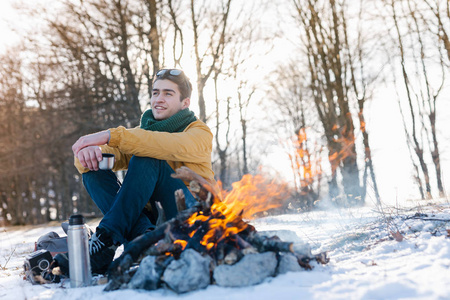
151,79,190,120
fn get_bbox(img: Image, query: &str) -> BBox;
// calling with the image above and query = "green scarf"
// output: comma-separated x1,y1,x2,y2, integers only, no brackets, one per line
140,108,197,133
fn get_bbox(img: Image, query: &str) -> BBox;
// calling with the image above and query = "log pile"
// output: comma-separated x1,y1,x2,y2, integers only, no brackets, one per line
105,167,328,293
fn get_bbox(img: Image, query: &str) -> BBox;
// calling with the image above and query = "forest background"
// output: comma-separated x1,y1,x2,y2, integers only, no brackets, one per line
0,0,449,226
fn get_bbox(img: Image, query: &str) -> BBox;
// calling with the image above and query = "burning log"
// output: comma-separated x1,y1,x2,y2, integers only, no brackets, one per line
105,167,328,293
142,228,183,258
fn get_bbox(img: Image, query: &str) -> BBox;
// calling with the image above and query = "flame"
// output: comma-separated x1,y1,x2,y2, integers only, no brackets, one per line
221,174,289,220
177,201,249,252
173,174,290,253
173,239,187,249
287,127,323,196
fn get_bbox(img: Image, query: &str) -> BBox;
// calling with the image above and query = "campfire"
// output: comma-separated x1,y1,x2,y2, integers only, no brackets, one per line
104,167,328,293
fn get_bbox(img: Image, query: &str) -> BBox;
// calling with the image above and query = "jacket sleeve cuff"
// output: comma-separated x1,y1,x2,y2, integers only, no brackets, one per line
74,156,90,174
108,126,124,148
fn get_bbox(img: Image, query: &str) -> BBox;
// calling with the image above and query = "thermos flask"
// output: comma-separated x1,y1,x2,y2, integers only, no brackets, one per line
67,214,91,287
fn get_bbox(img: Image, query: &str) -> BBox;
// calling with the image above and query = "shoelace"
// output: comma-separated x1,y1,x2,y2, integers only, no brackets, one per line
89,232,105,255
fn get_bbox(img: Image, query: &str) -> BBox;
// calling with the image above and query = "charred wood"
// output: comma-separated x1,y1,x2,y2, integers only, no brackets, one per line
104,254,135,291
171,166,214,193
107,207,198,287
294,254,313,270
185,220,210,253
314,252,329,264
189,181,213,209
223,247,243,265
246,232,294,253
175,189,186,212
166,224,192,242
155,201,166,226
213,239,226,264
293,251,329,271
235,235,258,255
144,241,181,257
172,167,217,208
236,223,257,237
142,229,183,258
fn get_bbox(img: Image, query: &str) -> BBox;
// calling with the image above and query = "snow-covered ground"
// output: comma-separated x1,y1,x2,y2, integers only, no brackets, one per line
1,199,449,300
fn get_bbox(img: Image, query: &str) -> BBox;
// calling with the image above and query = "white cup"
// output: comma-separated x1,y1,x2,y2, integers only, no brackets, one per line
99,153,115,170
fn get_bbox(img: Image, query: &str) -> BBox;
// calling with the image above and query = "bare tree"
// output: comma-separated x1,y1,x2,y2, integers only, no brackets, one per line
38,0,165,126
212,67,232,186
0,50,26,225
267,63,323,209
385,0,447,198
207,0,273,185
236,81,255,177
225,4,271,178
291,0,379,205
0,47,74,224
423,0,450,62
190,0,232,122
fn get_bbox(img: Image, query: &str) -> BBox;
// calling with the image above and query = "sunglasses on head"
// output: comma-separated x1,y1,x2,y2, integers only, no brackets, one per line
156,69,183,77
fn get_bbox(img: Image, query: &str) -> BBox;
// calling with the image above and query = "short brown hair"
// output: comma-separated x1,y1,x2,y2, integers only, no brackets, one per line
154,69,193,101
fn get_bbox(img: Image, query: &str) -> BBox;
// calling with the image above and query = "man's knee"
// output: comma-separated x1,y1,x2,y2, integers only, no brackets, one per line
128,156,174,176
82,169,116,188
129,156,161,169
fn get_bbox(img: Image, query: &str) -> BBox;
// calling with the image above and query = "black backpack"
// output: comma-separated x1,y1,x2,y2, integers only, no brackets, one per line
34,221,93,256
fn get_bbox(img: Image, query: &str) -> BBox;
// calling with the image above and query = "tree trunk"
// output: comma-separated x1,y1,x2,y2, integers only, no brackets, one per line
147,0,160,74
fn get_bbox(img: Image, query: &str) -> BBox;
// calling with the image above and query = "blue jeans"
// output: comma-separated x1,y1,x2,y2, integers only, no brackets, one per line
82,156,196,245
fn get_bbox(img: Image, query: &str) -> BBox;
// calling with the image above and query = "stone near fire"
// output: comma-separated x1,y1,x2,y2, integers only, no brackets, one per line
128,255,172,290
277,253,302,275
162,249,211,293
213,252,277,287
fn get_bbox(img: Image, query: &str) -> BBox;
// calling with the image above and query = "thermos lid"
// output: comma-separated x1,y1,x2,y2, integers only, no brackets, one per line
69,214,85,225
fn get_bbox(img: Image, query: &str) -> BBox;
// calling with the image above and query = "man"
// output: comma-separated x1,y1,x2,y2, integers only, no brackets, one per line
71,69,215,273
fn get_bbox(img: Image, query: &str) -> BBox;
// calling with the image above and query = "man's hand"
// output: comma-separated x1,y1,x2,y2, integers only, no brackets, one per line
76,146,103,171
72,130,110,156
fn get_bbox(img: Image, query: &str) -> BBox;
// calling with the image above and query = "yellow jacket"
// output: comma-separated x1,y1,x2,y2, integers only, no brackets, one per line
74,120,216,186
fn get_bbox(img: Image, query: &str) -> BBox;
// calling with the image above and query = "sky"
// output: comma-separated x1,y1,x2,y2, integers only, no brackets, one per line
0,0,17,51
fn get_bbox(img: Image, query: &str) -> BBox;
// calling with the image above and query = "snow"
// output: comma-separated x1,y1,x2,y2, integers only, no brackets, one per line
1,200,450,300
